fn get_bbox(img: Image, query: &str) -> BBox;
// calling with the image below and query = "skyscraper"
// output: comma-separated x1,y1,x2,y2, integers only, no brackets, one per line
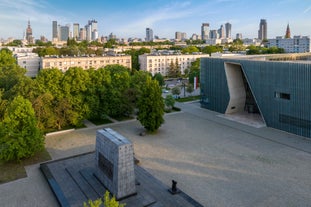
60,25,69,41
218,25,225,39
73,23,79,40
201,23,210,40
146,28,153,42
52,21,58,41
209,30,218,39
236,33,242,40
225,22,232,39
258,19,267,40
285,23,291,39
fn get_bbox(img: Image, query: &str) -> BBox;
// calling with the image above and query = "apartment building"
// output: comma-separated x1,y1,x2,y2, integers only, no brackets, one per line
15,53,41,77
139,51,209,76
268,36,311,53
41,55,131,72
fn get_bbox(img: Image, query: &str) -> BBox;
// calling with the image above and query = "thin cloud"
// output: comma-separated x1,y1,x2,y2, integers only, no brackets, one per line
304,6,311,14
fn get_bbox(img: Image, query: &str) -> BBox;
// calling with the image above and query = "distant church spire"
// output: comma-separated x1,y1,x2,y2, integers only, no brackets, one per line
285,23,291,39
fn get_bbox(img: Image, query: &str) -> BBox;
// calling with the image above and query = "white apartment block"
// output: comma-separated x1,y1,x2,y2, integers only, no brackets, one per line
41,55,132,72
268,36,311,53
16,53,41,77
139,51,210,76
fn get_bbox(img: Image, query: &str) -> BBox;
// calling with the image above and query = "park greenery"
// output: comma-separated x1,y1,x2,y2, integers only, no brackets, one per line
83,191,125,207
0,48,165,162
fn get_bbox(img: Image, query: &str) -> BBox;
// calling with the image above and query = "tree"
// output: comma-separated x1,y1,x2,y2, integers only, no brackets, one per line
124,48,150,70
171,86,181,96
105,65,131,118
167,59,181,78
83,191,125,207
164,95,175,111
153,73,164,86
0,96,44,161
186,84,194,96
188,58,200,85
201,45,223,55
137,76,164,132
181,46,200,54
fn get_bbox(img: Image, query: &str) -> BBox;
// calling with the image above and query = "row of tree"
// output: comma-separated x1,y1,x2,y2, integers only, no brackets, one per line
0,48,164,161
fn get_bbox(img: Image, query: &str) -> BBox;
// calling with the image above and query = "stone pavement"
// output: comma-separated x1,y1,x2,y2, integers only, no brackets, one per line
1,101,311,207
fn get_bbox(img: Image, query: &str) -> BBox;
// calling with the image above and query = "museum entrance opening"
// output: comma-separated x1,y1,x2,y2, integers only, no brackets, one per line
221,62,266,128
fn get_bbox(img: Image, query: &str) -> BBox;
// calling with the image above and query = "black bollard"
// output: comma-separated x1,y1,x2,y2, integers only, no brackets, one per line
168,179,180,194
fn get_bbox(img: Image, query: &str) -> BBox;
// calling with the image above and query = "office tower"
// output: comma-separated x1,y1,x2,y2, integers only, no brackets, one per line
201,23,210,40
79,28,86,40
89,19,98,41
146,28,153,41
218,25,225,39
209,30,218,39
60,25,69,41
236,33,242,39
285,23,291,39
52,21,58,40
175,32,182,40
175,32,187,41
73,23,79,40
191,34,199,40
84,19,98,41
225,22,232,38
258,19,267,40
26,20,34,44
109,33,116,40
85,24,92,41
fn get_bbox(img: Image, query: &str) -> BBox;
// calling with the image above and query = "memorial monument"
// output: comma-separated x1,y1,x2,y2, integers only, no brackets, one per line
95,128,136,200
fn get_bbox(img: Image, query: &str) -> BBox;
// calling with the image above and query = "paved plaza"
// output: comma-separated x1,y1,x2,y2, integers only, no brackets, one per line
1,102,311,206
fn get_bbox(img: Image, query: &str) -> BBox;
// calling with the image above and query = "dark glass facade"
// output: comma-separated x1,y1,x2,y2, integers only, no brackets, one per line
200,57,311,138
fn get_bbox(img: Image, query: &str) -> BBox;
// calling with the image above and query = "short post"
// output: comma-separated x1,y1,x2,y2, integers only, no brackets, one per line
168,179,180,195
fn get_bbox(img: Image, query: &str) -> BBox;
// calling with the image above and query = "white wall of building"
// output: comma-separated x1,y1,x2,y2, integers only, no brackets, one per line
139,52,210,76
268,36,311,53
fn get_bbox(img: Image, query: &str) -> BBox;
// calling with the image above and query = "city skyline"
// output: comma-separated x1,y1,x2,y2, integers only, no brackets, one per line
1,0,311,40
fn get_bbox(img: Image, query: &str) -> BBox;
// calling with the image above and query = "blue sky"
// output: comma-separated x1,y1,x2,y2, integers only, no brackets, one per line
1,0,311,40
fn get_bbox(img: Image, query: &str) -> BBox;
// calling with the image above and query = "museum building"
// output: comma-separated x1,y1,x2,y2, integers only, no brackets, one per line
200,54,311,138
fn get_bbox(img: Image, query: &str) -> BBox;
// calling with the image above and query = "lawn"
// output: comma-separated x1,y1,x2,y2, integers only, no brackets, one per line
176,95,201,102
0,148,51,184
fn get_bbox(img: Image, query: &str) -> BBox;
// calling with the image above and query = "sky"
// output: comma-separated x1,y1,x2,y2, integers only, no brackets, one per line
1,0,311,40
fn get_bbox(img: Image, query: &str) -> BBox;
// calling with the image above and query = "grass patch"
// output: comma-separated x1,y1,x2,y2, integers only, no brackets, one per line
0,148,51,184
165,106,181,113
89,118,113,125
176,95,201,102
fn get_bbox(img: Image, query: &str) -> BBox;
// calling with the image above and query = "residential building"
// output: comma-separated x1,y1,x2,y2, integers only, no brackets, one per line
146,28,153,42
268,35,311,53
200,54,311,138
41,55,131,72
16,53,40,77
201,23,210,40
258,19,267,40
139,50,209,76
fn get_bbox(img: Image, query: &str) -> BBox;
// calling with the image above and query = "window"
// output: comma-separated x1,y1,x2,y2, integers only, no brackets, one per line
275,92,290,100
